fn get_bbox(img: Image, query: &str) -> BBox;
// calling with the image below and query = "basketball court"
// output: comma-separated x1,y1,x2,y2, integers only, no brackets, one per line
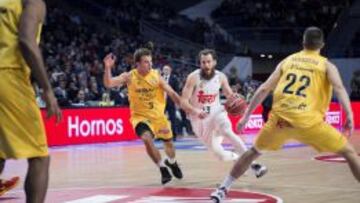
2,131,359,203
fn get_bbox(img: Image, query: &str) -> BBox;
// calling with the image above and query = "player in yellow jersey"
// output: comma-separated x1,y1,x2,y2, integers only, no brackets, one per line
103,45,189,185
0,0,62,202
211,27,360,202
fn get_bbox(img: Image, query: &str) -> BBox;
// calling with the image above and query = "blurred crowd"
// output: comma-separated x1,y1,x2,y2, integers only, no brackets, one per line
347,30,360,57
101,0,175,35
212,0,351,44
351,70,360,100
36,4,260,109
35,1,342,137
97,0,235,53
212,0,350,29
34,4,264,137
36,6,194,108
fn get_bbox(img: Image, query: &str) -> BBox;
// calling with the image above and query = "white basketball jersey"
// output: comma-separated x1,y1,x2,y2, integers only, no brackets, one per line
190,70,223,116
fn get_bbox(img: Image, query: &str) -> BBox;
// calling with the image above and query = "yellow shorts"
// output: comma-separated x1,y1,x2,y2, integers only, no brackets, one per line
0,68,48,159
255,114,347,153
130,115,173,140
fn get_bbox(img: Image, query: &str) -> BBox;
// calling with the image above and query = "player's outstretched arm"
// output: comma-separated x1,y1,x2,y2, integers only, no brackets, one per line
244,61,283,118
237,61,283,132
19,0,50,92
326,61,354,136
103,53,130,88
19,0,62,123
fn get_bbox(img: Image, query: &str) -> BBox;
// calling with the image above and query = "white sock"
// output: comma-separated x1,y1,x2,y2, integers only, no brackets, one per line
215,151,239,161
220,175,236,191
210,135,239,162
167,157,176,164
157,159,165,167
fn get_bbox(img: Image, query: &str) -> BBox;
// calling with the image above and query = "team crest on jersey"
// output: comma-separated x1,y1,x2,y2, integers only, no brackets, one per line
197,90,217,104
9,187,283,202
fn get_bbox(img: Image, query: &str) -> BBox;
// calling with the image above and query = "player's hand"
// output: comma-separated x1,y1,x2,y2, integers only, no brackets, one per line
103,53,116,69
198,111,208,119
122,72,131,84
227,93,244,108
343,116,354,137
230,93,241,99
236,114,250,133
194,109,208,119
43,90,62,124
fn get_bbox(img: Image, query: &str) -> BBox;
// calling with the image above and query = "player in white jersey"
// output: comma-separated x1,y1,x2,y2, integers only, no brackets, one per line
182,49,267,177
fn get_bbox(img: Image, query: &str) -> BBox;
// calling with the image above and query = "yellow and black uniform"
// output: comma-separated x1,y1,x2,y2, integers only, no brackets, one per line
0,0,48,158
127,69,173,140
255,50,347,152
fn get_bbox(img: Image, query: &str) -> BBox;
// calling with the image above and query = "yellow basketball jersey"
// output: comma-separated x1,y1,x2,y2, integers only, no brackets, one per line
0,0,42,69
127,69,166,120
272,50,331,128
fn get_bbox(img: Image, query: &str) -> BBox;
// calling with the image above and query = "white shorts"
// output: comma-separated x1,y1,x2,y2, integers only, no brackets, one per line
190,109,232,146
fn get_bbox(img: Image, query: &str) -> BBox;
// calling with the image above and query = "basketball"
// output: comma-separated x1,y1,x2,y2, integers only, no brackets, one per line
225,96,247,116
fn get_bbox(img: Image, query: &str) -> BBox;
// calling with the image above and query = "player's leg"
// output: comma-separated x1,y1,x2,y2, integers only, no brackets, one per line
209,134,239,161
163,140,183,179
190,117,232,160
210,147,261,203
135,122,163,165
23,96,51,203
215,113,267,177
134,122,163,165
158,118,183,179
211,115,289,202
214,112,248,154
0,69,49,200
198,113,248,161
163,139,175,159
25,156,50,203
337,143,360,182
229,147,261,180
297,122,360,182
135,122,172,184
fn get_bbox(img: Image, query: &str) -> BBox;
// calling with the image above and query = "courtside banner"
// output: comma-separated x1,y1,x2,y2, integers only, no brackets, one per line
41,102,359,146
228,102,344,134
350,102,360,129
41,107,137,146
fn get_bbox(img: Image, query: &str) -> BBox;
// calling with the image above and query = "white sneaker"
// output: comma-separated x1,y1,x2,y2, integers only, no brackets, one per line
210,187,227,203
251,163,268,178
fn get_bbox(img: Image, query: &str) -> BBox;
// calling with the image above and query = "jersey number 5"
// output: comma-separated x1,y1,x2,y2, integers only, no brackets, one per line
283,73,310,97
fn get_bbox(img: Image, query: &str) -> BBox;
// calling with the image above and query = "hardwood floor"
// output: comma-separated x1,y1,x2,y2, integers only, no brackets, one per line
2,131,360,202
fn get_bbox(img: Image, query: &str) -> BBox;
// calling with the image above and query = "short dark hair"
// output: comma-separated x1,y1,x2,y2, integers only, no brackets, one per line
133,48,152,63
198,49,218,61
303,27,324,50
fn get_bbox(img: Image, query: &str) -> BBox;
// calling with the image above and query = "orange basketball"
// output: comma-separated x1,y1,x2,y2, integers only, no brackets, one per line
225,96,247,116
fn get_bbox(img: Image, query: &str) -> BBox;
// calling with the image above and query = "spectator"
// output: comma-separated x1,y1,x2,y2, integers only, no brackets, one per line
162,64,180,140
99,92,115,106
72,90,88,107
350,70,360,100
